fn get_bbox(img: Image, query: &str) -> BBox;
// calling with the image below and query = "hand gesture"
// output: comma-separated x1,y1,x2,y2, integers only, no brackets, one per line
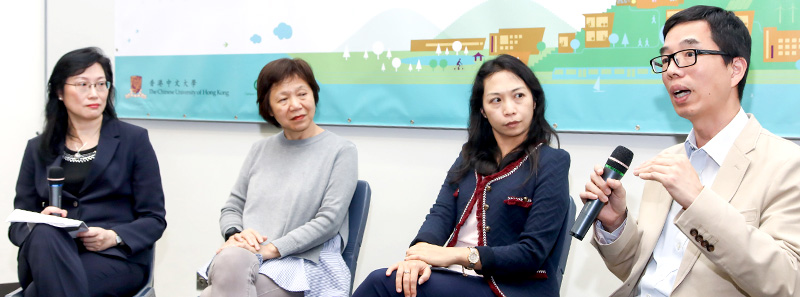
634,152,702,209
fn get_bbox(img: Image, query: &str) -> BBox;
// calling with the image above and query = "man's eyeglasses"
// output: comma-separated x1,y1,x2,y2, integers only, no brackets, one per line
65,81,112,93
650,49,730,73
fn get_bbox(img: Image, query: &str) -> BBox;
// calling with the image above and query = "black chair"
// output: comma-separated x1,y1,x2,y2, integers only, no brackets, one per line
133,251,156,297
555,197,577,289
342,180,372,293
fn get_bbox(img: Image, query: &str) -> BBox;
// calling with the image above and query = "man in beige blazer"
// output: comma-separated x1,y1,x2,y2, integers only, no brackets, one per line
580,5,800,297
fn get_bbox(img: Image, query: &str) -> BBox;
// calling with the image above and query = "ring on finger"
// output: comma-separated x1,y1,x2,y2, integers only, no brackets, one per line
403,270,410,274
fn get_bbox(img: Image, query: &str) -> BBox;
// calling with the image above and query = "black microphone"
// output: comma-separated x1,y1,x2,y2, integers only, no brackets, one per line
571,146,634,240
47,167,64,215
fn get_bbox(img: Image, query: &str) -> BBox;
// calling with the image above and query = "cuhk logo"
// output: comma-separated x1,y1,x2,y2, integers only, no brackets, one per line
125,75,147,99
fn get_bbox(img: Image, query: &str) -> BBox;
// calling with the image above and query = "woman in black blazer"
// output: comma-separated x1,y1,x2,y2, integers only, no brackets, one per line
8,47,167,297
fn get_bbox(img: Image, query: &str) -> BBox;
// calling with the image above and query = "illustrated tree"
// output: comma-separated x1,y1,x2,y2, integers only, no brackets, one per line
363,50,369,59
452,41,463,55
609,34,619,47
436,44,442,56
622,34,629,47
408,64,413,71
445,48,450,55
440,59,448,71
464,46,469,55
416,59,422,71
343,46,350,60
429,59,438,71
570,39,580,51
536,41,546,53
392,58,401,72
381,63,386,72
387,49,392,59
373,42,385,59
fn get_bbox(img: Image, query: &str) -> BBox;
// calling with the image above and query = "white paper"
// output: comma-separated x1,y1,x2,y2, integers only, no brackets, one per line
6,209,89,238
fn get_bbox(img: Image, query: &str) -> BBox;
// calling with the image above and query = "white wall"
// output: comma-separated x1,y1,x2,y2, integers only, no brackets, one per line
3,1,798,296
0,0,46,285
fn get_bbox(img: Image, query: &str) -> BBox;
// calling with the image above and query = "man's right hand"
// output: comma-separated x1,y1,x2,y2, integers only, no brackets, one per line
579,164,628,231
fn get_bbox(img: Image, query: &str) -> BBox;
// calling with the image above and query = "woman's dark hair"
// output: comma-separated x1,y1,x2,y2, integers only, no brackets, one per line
663,5,751,101
256,58,320,127
450,54,558,183
40,47,117,162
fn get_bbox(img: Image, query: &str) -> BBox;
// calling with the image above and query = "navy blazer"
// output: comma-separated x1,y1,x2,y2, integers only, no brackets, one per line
412,146,570,297
9,118,167,267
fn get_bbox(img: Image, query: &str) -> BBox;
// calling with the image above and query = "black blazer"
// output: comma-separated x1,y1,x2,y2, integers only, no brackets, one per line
9,118,167,267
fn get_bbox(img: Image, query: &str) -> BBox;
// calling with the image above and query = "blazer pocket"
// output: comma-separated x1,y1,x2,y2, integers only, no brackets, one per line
504,196,532,208
740,208,758,225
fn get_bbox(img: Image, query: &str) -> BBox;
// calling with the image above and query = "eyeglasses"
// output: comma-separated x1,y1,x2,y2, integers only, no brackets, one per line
650,49,730,73
64,81,112,93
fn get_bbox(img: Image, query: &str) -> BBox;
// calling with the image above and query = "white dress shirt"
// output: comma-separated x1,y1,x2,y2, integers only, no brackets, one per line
597,108,749,297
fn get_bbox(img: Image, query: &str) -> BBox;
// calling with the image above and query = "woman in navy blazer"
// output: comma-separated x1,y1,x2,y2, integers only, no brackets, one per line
8,47,166,297
354,54,571,297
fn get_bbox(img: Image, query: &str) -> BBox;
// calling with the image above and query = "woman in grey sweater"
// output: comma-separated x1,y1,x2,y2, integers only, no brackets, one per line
200,58,358,297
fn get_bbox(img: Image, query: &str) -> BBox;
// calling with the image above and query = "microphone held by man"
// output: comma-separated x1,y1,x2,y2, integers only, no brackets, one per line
571,145,633,240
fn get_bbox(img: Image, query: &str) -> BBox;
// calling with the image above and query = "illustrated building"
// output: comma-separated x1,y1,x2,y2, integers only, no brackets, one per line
666,10,754,34
584,13,614,48
488,27,546,64
764,27,800,62
618,0,683,9
410,38,485,52
734,11,755,34
559,33,576,53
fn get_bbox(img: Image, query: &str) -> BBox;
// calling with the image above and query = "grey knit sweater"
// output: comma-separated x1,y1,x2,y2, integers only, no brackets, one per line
219,130,358,263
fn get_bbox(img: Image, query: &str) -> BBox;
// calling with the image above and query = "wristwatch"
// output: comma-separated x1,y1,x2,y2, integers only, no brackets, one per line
224,227,241,241
115,234,124,246
467,247,479,269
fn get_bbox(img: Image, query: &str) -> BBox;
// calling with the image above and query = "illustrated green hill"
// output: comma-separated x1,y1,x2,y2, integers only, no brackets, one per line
436,0,577,49
336,8,443,52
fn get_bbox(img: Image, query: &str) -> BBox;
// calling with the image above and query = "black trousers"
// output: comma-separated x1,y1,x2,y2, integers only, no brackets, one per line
353,268,495,297
17,224,146,297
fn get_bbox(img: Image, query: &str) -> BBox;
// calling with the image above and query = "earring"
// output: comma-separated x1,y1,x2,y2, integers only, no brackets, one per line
58,97,63,101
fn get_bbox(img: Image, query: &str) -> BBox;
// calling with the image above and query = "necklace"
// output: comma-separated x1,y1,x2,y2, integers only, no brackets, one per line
67,124,101,159
73,141,89,158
